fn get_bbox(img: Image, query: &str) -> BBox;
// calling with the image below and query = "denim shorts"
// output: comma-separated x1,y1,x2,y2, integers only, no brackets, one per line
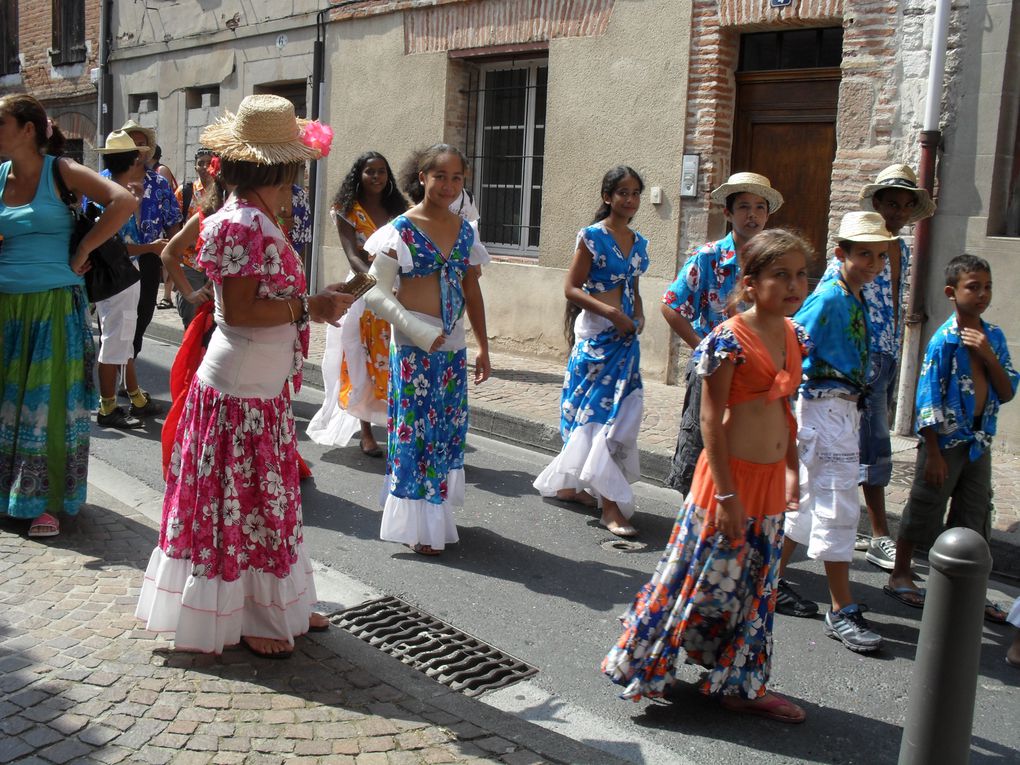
859,352,897,487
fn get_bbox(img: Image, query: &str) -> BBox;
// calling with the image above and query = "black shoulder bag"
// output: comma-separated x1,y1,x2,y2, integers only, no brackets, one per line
51,158,140,303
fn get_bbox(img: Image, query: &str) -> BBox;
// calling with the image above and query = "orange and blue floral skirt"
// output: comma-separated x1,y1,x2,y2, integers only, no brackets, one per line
602,453,785,701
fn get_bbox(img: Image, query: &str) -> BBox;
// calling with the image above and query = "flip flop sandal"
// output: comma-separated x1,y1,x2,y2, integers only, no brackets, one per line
720,692,806,724
28,513,60,538
157,298,174,309
883,585,926,609
984,602,1008,624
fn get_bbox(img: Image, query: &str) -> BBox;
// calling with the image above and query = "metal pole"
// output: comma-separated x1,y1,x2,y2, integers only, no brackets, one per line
898,527,991,765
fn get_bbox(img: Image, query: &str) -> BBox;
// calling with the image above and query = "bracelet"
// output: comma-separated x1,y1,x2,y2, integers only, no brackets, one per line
714,492,737,502
285,299,296,324
299,294,310,323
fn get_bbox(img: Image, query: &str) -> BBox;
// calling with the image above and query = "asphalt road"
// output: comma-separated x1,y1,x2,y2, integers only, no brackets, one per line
90,335,1020,765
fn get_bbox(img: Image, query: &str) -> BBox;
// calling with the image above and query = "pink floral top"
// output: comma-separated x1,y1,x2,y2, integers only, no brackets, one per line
197,196,311,391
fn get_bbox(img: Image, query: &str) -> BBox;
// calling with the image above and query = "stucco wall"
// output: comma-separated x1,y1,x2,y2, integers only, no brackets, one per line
317,13,452,287
925,0,1020,451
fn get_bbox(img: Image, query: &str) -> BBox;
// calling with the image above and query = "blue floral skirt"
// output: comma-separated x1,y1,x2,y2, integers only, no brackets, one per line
0,286,96,519
381,341,468,549
602,454,785,701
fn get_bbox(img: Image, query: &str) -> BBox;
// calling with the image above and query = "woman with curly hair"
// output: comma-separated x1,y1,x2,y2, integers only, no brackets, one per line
308,151,407,456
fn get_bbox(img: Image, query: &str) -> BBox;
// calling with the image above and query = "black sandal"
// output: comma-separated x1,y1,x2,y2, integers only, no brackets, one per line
775,578,819,618
157,298,174,309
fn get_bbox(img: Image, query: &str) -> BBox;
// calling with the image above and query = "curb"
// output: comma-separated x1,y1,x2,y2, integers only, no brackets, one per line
87,457,629,765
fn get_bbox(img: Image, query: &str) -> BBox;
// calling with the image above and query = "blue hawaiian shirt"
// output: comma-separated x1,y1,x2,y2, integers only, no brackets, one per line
662,232,738,340
579,222,649,318
97,168,182,243
289,185,311,247
915,314,1019,460
795,277,871,397
820,237,909,358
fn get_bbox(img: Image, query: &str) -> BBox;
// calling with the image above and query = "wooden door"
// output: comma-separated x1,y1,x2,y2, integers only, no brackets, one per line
732,69,840,276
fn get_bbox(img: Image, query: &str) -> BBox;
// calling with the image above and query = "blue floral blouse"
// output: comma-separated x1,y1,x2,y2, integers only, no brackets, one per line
97,168,182,243
915,314,1019,460
819,238,910,359
578,222,649,318
661,232,738,340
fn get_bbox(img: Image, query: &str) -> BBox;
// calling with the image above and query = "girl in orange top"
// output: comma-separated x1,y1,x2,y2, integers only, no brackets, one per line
308,152,407,455
603,229,812,724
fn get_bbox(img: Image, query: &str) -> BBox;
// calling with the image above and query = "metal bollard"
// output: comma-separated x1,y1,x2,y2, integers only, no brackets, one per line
898,527,992,765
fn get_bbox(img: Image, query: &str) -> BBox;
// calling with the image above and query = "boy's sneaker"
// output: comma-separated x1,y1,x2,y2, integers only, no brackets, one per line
129,392,163,418
854,532,871,552
96,406,144,430
865,535,897,570
775,578,819,617
824,605,882,653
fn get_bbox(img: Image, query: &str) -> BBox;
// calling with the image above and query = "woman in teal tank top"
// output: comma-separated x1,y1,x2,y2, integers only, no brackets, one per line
0,94,136,536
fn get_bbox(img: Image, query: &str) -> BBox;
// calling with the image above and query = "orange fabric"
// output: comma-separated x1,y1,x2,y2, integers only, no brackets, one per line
688,452,786,519
337,201,390,408
725,314,802,441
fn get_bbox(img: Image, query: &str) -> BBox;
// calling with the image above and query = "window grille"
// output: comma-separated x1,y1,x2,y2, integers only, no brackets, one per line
465,61,547,256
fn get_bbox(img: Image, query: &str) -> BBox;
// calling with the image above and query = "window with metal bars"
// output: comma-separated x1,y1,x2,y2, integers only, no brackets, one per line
466,61,547,256
50,0,86,67
0,0,18,76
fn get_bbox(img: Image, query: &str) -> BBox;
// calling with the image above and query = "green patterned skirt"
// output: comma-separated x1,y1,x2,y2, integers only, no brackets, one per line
0,286,96,519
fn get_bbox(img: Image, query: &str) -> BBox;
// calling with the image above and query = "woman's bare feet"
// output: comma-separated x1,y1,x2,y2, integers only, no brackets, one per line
241,636,292,658
720,692,806,723
555,489,598,508
309,612,330,631
360,422,383,457
599,500,637,537
1007,631,1020,668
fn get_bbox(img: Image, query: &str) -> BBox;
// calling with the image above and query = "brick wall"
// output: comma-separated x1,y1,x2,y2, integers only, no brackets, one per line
0,0,101,156
680,0,964,258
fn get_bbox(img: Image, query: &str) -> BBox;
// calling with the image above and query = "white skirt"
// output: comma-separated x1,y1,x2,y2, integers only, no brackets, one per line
379,468,464,550
134,544,318,654
307,299,388,447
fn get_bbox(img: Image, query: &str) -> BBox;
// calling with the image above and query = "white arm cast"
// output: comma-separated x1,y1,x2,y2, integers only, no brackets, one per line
363,253,442,352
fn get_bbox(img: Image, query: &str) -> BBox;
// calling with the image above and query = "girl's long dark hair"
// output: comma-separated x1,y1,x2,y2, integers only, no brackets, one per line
399,144,469,204
333,151,407,219
564,165,644,348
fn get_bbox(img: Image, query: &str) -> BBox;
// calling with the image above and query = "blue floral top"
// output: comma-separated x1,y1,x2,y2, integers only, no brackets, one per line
662,233,739,340
819,238,909,358
365,215,484,336
795,277,871,397
915,314,1019,460
289,185,311,247
97,168,182,243
578,222,649,318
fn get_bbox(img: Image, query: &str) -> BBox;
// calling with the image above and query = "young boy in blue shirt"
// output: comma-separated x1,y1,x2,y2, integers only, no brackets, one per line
885,254,1018,612
779,212,895,653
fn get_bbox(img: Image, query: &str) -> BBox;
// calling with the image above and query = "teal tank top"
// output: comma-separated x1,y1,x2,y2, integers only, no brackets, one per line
0,154,83,294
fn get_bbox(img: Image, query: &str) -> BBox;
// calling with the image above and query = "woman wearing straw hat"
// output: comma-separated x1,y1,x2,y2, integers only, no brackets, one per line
135,95,354,658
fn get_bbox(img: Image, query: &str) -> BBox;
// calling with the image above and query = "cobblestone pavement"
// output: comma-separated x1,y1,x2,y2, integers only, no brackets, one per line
0,493,614,765
146,310,1020,569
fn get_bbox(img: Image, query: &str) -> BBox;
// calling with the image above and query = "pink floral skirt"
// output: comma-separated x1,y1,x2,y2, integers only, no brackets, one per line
135,377,316,653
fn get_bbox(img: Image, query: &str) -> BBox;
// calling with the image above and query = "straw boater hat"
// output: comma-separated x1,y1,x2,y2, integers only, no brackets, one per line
118,119,156,150
837,211,896,243
97,130,153,155
859,164,936,223
200,94,320,165
710,172,784,213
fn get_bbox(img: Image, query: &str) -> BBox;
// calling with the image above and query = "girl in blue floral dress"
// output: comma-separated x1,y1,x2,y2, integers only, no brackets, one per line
533,166,648,536
362,145,490,556
603,229,812,724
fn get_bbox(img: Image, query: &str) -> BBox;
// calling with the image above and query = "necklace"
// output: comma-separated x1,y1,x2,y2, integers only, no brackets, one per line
246,189,283,231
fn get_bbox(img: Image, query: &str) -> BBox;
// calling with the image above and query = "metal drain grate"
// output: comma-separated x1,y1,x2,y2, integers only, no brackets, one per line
334,596,538,697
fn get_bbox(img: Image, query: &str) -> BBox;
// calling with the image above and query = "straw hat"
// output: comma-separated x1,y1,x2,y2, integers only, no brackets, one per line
118,119,156,149
710,172,784,213
200,95,319,165
837,211,896,243
97,130,153,155
859,164,936,223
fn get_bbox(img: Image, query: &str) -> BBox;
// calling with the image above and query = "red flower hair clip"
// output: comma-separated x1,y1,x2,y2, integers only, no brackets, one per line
300,121,334,157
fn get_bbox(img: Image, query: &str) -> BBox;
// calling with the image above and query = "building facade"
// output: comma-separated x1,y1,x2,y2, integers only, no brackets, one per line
0,0,101,167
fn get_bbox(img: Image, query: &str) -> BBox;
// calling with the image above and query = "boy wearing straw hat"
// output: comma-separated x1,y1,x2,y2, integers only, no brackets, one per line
780,211,896,653
661,171,783,488
814,165,935,571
